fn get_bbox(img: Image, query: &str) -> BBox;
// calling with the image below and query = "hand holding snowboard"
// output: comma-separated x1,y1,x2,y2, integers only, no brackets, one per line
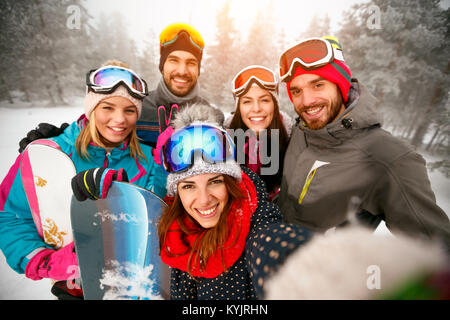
71,168,128,201
70,179,170,299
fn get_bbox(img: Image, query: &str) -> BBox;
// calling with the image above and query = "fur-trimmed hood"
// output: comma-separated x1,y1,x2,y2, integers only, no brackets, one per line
171,103,225,130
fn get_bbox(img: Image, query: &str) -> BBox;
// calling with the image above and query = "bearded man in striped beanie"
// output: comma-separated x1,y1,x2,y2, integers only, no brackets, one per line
277,36,450,250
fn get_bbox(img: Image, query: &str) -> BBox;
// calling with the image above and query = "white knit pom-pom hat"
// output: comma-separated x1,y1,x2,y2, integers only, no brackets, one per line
165,103,242,196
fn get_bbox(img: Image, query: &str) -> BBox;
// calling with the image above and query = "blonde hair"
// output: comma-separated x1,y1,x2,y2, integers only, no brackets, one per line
102,59,131,68
75,109,147,162
76,59,146,163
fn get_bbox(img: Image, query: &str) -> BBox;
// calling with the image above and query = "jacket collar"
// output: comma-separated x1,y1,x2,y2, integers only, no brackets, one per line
155,77,201,106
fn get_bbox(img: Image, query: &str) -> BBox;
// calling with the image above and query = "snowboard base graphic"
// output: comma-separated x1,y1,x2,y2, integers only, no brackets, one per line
71,181,169,300
21,141,76,249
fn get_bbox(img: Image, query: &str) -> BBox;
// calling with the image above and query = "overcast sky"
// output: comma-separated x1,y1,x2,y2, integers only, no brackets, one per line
84,0,371,51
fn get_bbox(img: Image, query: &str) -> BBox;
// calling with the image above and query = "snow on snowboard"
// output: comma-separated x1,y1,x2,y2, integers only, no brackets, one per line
71,181,170,300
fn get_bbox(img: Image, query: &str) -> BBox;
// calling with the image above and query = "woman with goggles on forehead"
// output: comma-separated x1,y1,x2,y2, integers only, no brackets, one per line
157,103,312,300
0,60,167,300
227,66,292,201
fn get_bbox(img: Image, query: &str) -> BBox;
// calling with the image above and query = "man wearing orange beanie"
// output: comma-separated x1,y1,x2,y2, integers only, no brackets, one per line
139,23,211,148
277,36,450,248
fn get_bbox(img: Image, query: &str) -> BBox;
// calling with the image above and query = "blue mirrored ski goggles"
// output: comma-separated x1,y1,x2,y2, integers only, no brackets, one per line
86,66,149,99
162,124,236,174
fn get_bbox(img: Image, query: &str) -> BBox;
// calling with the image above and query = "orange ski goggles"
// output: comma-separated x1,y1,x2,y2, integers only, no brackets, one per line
159,23,205,51
278,36,345,82
231,65,278,97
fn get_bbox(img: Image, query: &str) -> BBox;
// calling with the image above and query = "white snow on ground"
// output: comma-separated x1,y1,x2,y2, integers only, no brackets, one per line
0,102,448,299
0,100,83,300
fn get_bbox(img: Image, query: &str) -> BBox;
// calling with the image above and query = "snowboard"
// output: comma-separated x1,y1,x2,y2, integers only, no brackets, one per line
71,181,170,300
20,140,76,249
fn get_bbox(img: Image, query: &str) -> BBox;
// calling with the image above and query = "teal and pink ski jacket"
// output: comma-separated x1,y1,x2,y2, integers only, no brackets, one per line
0,116,167,274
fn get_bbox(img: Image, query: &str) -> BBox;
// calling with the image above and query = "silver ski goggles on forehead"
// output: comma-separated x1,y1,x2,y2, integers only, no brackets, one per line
161,124,236,174
86,66,149,99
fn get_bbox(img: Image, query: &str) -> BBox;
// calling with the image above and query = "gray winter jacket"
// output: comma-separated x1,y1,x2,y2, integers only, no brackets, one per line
278,79,450,244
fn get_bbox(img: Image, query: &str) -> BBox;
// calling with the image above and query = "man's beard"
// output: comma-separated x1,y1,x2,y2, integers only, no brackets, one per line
300,92,343,130
166,73,194,97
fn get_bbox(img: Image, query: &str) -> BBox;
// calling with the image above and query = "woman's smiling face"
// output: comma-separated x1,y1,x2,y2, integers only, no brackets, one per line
239,85,275,135
177,173,229,229
93,96,138,147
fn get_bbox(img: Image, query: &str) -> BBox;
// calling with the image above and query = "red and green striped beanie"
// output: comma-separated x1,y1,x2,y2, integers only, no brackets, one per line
287,36,352,102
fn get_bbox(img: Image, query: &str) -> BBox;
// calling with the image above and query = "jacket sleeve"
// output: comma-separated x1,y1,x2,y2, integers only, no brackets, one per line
143,152,167,199
0,154,50,274
136,121,159,149
242,167,313,298
373,150,450,246
136,95,159,148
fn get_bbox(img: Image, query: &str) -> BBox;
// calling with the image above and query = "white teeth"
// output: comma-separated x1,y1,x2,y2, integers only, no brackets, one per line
250,117,265,121
197,205,217,215
174,78,187,83
111,127,125,132
305,106,323,115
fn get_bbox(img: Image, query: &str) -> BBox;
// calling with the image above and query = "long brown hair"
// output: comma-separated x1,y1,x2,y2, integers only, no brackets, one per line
158,174,244,276
229,92,289,156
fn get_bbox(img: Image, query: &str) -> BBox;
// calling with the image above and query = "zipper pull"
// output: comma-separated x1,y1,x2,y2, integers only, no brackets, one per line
104,150,111,167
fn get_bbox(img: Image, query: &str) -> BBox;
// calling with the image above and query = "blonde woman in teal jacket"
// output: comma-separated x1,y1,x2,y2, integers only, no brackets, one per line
0,61,167,299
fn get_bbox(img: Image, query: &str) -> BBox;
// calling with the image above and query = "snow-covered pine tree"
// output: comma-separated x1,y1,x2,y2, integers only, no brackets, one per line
0,0,95,105
337,0,449,151
136,27,160,91
201,0,241,111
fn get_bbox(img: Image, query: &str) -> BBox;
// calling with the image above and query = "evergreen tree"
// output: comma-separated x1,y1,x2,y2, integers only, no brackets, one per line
0,0,95,104
242,4,278,70
276,26,295,117
0,1,30,103
137,27,160,91
337,0,449,149
92,11,139,68
201,0,241,111
301,14,331,39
